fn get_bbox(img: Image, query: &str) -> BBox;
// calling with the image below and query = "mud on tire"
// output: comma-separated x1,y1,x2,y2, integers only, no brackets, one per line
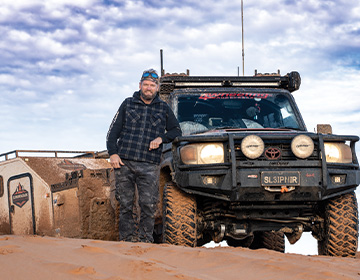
162,183,197,246
250,231,285,253
318,191,359,257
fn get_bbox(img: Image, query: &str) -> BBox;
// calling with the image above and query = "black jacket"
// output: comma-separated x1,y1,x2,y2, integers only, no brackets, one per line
106,91,181,164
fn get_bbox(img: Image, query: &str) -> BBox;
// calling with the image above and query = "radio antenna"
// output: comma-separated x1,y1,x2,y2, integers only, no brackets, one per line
160,49,164,76
241,0,245,76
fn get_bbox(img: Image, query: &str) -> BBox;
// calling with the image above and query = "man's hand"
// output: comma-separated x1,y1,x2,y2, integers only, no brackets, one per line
109,154,124,169
149,137,163,150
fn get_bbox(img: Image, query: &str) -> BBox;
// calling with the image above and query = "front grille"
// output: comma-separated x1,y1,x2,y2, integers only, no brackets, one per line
229,139,320,162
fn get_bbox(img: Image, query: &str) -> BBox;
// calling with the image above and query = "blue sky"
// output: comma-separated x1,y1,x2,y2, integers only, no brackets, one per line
1,0,360,255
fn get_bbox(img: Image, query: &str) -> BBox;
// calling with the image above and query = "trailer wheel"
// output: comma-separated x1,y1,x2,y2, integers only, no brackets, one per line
162,183,197,247
250,231,285,253
318,191,358,257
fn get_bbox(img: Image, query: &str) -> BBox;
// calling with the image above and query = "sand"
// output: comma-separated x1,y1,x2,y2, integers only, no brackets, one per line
0,235,359,280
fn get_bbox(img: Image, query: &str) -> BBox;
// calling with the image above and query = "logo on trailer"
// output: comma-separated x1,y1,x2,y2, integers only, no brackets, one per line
12,183,29,208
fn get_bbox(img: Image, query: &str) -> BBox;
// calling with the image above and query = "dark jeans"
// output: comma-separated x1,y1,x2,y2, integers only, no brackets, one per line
114,159,159,243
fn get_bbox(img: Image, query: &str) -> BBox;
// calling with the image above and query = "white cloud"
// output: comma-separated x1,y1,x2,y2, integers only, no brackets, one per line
0,0,97,9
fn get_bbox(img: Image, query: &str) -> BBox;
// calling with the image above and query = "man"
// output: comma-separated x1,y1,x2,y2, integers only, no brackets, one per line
106,69,181,243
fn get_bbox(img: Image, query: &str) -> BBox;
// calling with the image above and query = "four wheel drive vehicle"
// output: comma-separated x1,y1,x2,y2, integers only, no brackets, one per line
155,71,359,257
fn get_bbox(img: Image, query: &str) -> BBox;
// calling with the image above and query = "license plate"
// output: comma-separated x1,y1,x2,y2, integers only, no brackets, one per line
261,171,300,186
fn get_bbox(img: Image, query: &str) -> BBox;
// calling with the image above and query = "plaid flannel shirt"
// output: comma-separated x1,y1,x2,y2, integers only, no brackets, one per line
107,91,181,164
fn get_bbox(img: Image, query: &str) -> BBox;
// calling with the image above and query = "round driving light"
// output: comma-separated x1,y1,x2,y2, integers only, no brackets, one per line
291,135,314,159
241,135,264,159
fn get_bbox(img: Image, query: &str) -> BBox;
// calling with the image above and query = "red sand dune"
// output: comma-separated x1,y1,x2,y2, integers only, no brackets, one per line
0,235,359,280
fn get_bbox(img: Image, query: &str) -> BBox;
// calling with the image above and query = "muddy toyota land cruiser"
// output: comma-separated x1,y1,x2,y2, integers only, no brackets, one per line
155,71,359,257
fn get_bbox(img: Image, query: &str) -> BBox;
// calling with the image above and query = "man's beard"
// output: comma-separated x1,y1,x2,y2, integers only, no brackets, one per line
141,90,156,101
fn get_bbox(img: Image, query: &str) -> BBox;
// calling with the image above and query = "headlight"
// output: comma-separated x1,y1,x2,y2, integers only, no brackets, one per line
291,135,314,159
241,135,264,159
180,143,224,164
324,142,352,163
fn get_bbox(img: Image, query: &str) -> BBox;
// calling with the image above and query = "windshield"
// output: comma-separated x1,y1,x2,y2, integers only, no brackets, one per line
175,91,301,135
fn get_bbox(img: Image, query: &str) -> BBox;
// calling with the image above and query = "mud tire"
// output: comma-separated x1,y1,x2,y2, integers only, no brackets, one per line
318,191,359,257
162,183,197,247
250,231,285,253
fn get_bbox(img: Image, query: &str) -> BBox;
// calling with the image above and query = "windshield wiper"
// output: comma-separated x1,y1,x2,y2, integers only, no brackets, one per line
277,126,303,131
213,126,244,130
188,126,239,135
188,128,212,135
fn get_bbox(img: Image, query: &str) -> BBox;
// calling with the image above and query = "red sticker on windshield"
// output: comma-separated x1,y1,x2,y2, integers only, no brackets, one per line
199,92,269,100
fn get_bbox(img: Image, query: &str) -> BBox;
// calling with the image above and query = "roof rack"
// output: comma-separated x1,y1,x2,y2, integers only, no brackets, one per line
159,71,301,95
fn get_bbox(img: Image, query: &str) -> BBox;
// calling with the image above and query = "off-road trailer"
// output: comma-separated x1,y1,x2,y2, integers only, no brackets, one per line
0,150,117,240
